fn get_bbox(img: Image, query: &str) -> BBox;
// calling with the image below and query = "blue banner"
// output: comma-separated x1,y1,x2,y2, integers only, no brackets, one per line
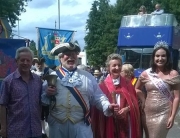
0,39,26,86
118,26,173,47
37,28,74,66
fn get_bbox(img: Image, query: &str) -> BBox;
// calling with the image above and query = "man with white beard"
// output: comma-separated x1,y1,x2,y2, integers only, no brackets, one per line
41,42,119,138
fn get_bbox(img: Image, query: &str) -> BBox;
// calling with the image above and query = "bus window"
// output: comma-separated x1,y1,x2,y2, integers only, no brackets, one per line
142,54,151,69
119,48,153,69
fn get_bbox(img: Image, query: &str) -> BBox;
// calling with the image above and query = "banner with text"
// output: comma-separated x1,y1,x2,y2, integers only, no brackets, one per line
37,27,74,66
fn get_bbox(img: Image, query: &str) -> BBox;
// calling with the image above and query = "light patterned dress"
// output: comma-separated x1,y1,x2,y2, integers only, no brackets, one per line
139,75,180,138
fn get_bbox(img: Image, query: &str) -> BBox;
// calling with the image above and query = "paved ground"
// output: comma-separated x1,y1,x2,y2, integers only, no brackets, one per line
167,110,180,138
45,110,180,138
167,123,180,138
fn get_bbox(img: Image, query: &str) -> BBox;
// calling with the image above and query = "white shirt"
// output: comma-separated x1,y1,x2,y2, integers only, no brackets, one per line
112,77,120,85
151,9,164,15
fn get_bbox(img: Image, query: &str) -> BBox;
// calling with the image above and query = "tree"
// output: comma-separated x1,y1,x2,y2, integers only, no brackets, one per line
0,0,32,27
85,0,117,66
29,40,37,56
115,0,153,16
84,0,101,65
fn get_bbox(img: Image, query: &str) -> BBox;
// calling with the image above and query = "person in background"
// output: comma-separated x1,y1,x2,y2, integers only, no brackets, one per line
31,57,53,78
135,41,180,138
120,63,137,86
31,57,54,138
86,66,91,73
94,69,104,83
121,63,146,137
91,53,141,138
41,42,118,138
0,47,42,138
138,5,147,15
101,66,108,78
151,3,164,15
90,66,95,75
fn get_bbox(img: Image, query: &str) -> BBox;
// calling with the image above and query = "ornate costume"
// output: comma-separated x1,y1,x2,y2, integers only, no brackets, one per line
139,68,180,138
91,75,141,138
41,68,112,138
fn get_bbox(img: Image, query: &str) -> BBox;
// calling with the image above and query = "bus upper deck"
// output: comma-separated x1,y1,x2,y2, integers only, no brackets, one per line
117,14,180,77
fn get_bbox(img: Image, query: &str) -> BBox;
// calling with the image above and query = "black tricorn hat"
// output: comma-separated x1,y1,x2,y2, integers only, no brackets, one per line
50,42,81,56
33,57,45,64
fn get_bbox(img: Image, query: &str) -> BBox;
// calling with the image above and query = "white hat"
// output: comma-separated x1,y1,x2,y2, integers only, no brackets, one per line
94,70,100,75
50,42,81,56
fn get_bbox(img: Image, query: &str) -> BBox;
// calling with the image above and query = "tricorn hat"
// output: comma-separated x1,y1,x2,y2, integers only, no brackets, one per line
50,42,81,56
33,57,45,64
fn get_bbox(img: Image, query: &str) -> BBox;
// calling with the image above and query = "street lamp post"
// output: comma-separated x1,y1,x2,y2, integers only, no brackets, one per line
18,18,21,38
58,0,60,29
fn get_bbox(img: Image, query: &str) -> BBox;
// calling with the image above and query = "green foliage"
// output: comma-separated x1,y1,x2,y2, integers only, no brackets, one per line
29,40,37,56
115,0,153,15
0,0,31,27
85,0,118,66
85,0,180,66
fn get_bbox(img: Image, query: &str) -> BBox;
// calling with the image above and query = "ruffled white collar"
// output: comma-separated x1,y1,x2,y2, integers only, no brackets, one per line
60,68,82,87
112,77,120,85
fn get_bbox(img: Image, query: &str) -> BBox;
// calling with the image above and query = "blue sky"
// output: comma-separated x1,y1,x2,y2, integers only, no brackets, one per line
13,0,116,50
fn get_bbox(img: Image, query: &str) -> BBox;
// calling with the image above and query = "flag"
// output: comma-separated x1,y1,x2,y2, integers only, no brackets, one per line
37,27,75,66
0,18,12,38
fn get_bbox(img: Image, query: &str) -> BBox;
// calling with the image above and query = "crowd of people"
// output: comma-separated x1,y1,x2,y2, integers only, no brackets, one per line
0,40,179,138
138,3,164,15
0,5,179,137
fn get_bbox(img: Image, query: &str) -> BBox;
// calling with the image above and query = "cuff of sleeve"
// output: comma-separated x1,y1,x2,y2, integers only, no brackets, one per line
41,93,50,105
103,104,113,116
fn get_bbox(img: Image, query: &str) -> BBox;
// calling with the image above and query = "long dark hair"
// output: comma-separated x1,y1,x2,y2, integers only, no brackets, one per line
150,46,172,72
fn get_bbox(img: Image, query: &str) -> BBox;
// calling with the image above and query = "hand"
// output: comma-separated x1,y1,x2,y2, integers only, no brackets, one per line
108,103,119,113
116,107,129,119
167,116,174,129
0,128,7,138
46,86,57,96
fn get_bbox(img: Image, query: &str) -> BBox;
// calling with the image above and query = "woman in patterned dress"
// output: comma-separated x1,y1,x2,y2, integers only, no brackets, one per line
135,41,180,138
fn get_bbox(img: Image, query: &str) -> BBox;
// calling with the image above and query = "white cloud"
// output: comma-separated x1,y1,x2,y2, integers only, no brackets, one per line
28,0,57,9
13,0,116,49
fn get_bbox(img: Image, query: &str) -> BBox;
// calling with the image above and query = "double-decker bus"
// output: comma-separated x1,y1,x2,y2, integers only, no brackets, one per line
117,14,180,77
